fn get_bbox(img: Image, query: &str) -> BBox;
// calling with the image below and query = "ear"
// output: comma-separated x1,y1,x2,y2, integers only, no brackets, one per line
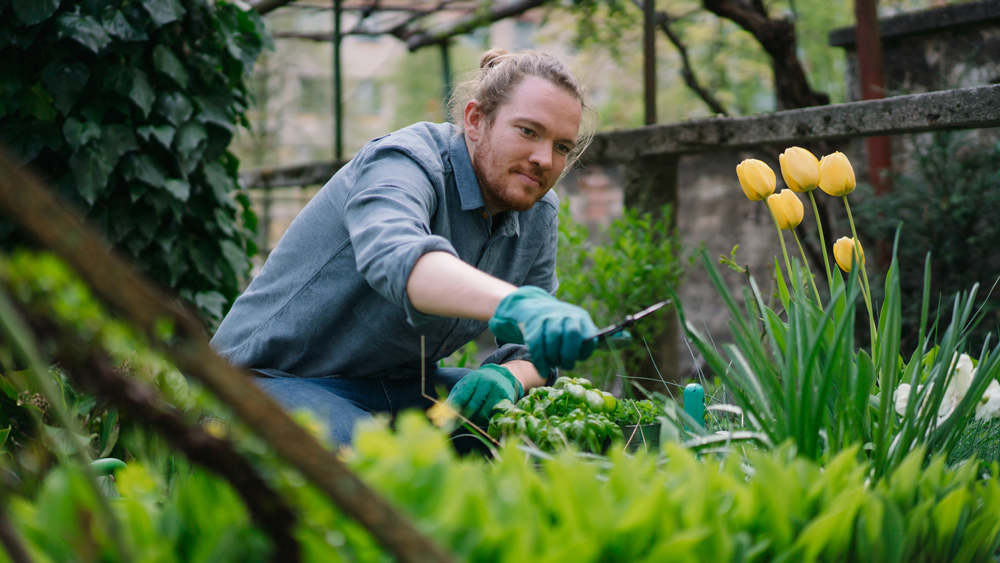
464,99,484,142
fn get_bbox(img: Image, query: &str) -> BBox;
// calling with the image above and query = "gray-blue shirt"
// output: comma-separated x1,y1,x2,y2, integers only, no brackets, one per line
211,122,559,380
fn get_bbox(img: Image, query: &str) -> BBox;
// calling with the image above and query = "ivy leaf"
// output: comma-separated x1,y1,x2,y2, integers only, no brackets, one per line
68,146,113,203
62,117,102,150
121,153,167,187
194,94,234,132
194,291,227,321
109,206,135,243
0,119,62,162
40,61,90,115
19,84,56,122
188,243,221,284
163,178,191,202
138,0,184,28
152,44,189,89
219,239,249,278
155,91,193,127
103,65,154,117
102,7,147,42
12,0,61,26
103,124,139,161
56,12,111,54
136,124,175,149
201,161,237,208
174,121,207,175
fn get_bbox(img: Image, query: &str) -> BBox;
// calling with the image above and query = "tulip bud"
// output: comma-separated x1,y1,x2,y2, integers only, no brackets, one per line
736,159,776,201
819,152,857,197
767,190,805,230
833,236,865,272
779,147,820,193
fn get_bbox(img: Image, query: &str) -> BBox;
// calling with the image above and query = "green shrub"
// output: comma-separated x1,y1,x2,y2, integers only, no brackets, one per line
0,0,268,324
556,203,686,389
853,132,1000,355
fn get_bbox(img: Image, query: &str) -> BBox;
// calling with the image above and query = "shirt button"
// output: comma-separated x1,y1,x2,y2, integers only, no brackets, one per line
481,211,489,220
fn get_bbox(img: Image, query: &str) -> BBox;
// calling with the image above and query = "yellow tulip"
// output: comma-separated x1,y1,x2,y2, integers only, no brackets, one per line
767,190,804,230
779,147,820,192
819,152,857,196
736,159,776,201
833,236,865,272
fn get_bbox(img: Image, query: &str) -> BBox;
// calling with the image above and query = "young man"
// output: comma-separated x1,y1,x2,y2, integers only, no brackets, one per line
211,49,599,445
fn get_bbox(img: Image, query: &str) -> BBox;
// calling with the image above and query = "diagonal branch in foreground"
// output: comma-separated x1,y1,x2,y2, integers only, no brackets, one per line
0,147,456,563
9,302,300,561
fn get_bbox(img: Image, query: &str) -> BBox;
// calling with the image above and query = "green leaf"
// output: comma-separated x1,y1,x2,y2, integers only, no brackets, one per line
139,0,184,27
102,7,147,41
0,119,63,161
61,117,99,149
19,84,56,121
68,146,113,203
136,124,175,149
152,44,189,89
40,61,90,115
163,178,191,202
56,12,111,54
102,124,139,161
121,153,167,187
12,0,60,26
194,291,227,320
155,91,194,127
220,239,248,278
201,161,237,206
195,95,234,132
103,65,154,117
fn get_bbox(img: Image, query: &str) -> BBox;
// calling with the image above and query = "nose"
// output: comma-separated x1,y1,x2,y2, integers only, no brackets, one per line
528,144,552,170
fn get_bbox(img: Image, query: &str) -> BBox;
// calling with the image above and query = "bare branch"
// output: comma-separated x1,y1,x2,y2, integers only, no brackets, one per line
0,504,34,563
630,0,729,117
0,148,457,563
250,0,298,15
405,0,549,50
701,0,828,109
11,304,300,561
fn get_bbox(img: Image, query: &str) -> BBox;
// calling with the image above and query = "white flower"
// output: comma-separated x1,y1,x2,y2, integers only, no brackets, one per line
938,353,977,423
893,383,912,417
975,380,1000,421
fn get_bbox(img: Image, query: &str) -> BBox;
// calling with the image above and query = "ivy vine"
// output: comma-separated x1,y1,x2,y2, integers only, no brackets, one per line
0,0,269,325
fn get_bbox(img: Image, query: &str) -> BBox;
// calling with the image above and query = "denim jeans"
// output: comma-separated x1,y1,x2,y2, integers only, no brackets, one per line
253,367,471,446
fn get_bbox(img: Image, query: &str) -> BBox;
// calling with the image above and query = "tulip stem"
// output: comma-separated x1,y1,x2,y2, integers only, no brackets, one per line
808,191,833,292
792,229,823,310
843,195,877,353
765,201,796,300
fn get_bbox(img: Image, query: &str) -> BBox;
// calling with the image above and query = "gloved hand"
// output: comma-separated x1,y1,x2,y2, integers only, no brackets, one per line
446,364,523,428
488,286,599,376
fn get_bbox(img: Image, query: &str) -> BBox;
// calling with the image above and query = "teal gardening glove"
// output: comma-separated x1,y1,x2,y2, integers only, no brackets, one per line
447,364,523,428
488,286,599,377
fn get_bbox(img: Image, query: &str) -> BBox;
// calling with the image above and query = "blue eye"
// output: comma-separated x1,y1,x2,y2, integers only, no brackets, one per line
520,127,534,136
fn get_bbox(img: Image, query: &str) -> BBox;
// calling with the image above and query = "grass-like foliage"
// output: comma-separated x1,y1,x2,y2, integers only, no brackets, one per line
674,233,1000,479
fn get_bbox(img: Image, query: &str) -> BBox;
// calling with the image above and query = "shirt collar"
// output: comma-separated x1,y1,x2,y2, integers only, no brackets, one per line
451,130,521,237
451,132,486,212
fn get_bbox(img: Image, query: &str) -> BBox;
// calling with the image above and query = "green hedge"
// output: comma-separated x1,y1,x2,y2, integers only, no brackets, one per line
0,0,267,323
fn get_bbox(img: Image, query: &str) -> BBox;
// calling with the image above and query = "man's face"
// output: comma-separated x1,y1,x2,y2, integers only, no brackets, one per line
465,76,582,214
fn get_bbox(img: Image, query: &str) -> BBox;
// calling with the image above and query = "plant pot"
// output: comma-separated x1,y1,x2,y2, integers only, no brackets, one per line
619,423,660,452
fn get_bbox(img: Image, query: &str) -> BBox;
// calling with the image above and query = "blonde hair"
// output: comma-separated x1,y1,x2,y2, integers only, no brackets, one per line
450,48,596,171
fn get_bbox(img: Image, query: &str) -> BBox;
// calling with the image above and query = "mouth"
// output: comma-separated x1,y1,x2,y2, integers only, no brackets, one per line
515,170,544,189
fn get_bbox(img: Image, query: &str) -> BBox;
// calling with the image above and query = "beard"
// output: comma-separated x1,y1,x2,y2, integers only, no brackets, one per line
472,129,549,213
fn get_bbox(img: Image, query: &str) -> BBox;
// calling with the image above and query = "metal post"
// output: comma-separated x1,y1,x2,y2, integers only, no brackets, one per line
855,0,890,196
643,0,656,125
332,0,343,161
440,40,451,115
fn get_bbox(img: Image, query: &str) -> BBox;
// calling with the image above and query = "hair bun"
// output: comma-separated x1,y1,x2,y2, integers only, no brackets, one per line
479,47,508,70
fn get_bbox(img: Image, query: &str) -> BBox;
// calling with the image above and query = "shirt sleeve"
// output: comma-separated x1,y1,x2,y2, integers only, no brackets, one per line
342,147,458,326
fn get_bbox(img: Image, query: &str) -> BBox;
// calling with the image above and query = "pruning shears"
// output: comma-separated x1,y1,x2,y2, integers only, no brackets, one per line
592,299,672,345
